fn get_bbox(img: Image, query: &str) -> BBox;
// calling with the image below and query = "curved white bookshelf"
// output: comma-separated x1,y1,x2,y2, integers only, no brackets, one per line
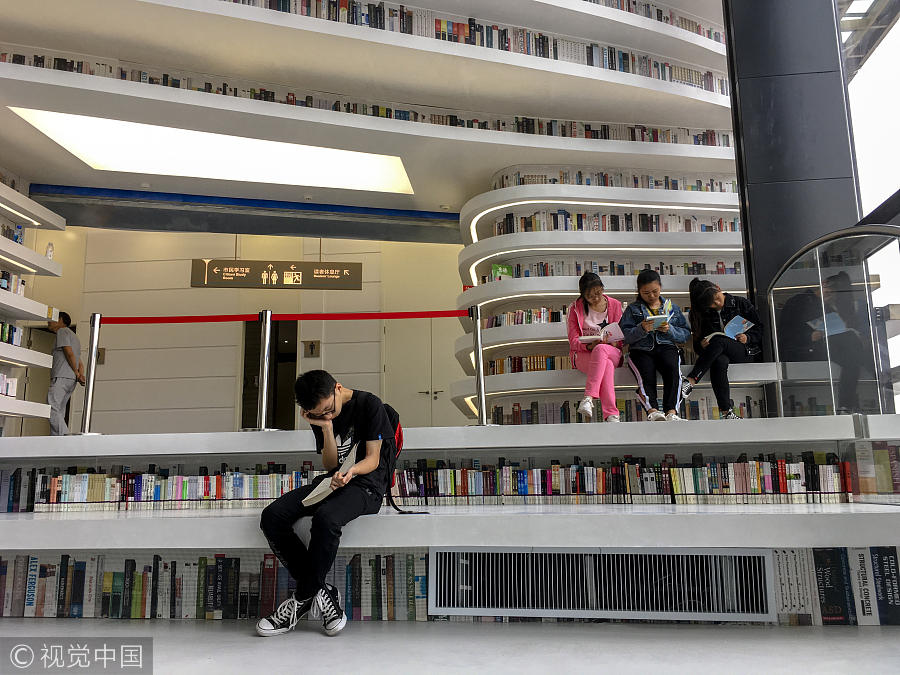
1,0,731,128
0,182,66,231
450,363,779,417
457,273,747,314
0,235,62,277
0,396,50,420
0,341,52,369
0,65,734,214
455,322,569,374
0,291,55,322
459,230,743,286
349,0,728,68
460,184,741,244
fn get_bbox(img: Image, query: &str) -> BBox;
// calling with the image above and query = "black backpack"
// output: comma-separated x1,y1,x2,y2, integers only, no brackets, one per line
382,403,426,514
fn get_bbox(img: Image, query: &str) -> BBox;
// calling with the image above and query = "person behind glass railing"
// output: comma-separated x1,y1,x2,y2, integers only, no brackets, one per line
777,271,865,413
620,269,691,421
568,272,625,423
682,278,763,420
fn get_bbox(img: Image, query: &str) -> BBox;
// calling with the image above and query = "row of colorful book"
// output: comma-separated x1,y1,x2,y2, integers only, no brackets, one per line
486,355,573,376
244,0,726,44
0,443,851,512
492,210,741,236
0,549,428,622
490,394,766,425
4,547,899,625
0,43,731,151
491,168,738,193
222,1,729,94
389,453,852,506
487,258,741,280
482,306,569,328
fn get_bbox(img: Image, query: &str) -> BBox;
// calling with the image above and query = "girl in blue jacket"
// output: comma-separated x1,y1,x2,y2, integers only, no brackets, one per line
620,269,691,421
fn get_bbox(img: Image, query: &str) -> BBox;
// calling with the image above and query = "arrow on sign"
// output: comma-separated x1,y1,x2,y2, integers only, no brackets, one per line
213,267,220,274
290,265,296,270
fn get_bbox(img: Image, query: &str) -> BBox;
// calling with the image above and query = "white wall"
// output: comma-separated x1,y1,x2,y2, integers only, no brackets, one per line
19,227,465,435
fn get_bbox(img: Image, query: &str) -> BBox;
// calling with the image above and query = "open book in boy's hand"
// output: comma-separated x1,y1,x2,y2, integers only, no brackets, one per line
703,315,754,342
301,451,356,507
578,322,625,343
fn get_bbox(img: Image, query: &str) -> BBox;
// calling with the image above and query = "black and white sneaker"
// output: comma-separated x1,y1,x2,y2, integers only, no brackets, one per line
680,378,694,399
316,583,347,636
720,409,740,420
256,592,315,637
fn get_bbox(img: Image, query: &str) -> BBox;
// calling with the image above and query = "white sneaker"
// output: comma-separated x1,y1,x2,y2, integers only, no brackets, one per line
665,412,685,422
577,396,594,420
605,414,620,423
721,409,740,420
647,410,666,422
256,593,315,637
316,584,346,636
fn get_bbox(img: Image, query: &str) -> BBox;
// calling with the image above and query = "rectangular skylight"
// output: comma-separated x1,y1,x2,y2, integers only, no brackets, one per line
8,107,414,194
846,0,874,14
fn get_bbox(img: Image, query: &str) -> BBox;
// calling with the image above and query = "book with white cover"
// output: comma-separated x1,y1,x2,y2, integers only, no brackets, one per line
301,452,356,507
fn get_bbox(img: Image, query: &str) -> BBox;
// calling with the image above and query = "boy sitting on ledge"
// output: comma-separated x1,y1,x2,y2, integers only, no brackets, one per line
257,369,395,637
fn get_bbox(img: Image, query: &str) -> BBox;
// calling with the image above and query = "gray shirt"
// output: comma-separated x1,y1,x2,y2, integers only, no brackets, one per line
51,326,81,380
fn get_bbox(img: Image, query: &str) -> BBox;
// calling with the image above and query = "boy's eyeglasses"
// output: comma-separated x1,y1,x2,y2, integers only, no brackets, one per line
306,390,337,419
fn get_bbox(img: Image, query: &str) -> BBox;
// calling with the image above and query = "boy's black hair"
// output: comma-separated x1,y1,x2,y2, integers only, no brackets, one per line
688,277,718,338
634,269,661,305
294,369,337,410
58,311,72,327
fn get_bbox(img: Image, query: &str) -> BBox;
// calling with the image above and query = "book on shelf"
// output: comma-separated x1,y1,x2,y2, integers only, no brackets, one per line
493,210,741,236
0,548,429,622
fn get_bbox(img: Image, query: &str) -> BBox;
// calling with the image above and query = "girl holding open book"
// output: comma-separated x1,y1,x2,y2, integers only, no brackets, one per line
682,278,762,419
568,272,625,422
620,269,691,421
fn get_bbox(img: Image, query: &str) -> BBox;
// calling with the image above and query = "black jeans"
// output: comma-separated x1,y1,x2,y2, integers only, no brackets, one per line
688,336,751,411
628,345,681,413
259,476,382,600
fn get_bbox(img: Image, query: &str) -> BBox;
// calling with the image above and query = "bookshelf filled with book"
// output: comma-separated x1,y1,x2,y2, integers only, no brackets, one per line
0,0,732,127
0,174,64,424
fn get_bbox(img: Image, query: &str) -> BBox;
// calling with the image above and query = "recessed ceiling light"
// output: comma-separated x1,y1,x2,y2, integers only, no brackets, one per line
9,107,415,195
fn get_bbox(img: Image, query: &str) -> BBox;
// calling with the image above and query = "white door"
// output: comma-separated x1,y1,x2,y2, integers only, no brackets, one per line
383,317,432,427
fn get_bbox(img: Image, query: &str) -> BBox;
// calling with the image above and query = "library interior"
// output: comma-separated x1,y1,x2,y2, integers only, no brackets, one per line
1,0,899,672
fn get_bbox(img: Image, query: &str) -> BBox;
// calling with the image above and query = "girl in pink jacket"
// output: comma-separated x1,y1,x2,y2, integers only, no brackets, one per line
567,272,625,422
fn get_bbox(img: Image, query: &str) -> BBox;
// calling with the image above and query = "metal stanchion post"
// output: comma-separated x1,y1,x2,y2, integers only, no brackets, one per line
257,309,273,430
80,312,102,435
469,304,488,425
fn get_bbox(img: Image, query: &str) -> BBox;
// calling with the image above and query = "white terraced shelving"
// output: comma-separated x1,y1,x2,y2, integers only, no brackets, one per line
459,230,743,285
2,503,897,551
0,416,863,462
449,364,778,416
0,0,732,127
0,234,62,277
0,180,65,424
460,184,741,244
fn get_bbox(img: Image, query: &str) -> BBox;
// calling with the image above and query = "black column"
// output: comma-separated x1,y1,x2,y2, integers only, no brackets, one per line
724,0,861,357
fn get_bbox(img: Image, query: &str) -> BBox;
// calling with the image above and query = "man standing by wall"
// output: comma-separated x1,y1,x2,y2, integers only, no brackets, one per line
47,312,85,436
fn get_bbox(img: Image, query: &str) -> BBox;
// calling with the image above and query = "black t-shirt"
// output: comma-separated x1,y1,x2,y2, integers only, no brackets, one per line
311,389,395,495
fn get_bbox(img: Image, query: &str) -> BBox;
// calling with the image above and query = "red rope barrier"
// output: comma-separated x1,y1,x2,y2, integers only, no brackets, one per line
273,310,468,321
100,314,258,325
99,310,468,325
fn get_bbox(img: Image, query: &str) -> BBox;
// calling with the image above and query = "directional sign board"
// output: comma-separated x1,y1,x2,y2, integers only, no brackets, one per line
191,259,362,290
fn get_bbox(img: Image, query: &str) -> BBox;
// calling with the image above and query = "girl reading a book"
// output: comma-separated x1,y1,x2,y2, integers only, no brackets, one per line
682,278,763,419
620,269,691,421
568,272,625,422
